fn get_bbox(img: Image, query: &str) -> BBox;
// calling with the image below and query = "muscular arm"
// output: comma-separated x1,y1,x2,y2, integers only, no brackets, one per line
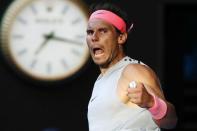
121,64,177,129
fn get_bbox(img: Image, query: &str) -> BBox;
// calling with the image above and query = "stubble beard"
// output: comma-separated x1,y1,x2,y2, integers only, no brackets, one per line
96,50,119,69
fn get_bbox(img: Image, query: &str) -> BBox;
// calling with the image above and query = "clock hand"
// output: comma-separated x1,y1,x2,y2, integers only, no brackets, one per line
35,31,54,55
51,36,83,45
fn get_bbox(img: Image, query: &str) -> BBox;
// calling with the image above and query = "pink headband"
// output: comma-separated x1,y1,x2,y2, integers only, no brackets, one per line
89,10,127,33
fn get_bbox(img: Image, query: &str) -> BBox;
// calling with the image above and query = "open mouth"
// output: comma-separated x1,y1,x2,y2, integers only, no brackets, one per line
93,47,104,56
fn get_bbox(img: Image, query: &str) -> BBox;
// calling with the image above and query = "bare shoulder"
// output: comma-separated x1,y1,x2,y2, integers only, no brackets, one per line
121,63,165,99
122,64,156,81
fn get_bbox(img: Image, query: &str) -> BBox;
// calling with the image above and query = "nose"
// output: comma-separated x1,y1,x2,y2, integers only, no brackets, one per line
91,31,99,42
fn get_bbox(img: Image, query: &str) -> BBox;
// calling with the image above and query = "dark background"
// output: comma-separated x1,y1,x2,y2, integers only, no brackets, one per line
0,0,197,130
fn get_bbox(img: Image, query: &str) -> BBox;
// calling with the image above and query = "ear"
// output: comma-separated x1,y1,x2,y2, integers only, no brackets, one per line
118,32,127,45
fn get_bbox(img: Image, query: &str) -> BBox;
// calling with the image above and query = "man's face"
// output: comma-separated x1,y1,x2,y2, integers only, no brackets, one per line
86,19,121,67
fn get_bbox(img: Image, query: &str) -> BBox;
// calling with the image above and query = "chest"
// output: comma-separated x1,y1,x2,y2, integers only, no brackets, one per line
88,70,123,118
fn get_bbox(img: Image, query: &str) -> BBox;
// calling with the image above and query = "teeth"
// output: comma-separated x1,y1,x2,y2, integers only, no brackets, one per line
95,49,103,55
93,48,104,56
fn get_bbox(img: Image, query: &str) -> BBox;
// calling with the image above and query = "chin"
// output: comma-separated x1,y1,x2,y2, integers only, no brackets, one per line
93,58,111,68
92,58,104,65
93,59,104,65
91,54,111,66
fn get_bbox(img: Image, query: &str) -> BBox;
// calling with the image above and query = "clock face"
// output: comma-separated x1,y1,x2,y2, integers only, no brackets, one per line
1,0,89,81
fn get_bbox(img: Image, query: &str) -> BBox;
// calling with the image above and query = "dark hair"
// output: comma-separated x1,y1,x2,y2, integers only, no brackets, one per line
89,1,133,33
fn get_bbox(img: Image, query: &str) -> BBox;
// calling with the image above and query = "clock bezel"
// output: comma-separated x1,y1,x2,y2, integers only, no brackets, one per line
0,0,90,83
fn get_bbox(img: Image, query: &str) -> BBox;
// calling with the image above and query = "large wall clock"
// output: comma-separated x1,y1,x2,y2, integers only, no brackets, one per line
0,0,89,83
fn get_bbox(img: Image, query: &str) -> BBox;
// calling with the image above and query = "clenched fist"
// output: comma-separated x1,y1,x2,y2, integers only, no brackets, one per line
127,81,154,108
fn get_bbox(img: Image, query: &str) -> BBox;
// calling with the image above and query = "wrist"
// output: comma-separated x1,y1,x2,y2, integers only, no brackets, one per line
148,94,167,120
147,94,155,108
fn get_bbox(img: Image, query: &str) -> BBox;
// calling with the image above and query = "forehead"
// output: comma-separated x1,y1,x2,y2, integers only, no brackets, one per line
87,19,114,30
